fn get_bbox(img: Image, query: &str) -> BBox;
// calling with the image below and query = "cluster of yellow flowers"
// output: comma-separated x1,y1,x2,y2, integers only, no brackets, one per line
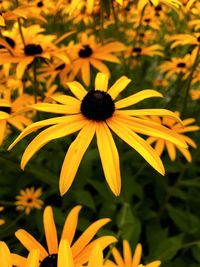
0,0,199,266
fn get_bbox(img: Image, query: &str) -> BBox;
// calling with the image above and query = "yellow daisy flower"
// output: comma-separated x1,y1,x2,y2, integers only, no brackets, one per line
110,240,161,267
69,33,125,86
168,33,200,48
126,44,163,58
0,241,40,267
147,113,199,162
137,0,182,10
14,205,117,266
0,94,34,145
9,73,187,196
15,187,44,215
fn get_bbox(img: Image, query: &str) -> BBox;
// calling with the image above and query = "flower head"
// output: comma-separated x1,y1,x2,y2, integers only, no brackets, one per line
15,187,43,215
14,205,116,266
9,73,187,196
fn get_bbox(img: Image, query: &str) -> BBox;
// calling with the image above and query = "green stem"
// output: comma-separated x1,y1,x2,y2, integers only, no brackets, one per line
100,0,104,44
182,241,200,249
111,0,119,37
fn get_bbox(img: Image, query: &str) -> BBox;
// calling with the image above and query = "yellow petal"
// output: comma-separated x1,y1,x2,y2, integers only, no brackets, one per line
11,253,26,267
21,115,86,170
146,261,161,267
59,122,95,196
61,205,82,245
15,229,48,260
108,119,165,175
123,240,132,267
51,95,81,107
44,206,58,254
72,218,111,258
88,243,103,267
112,247,125,267
132,243,142,267
95,73,109,92
31,103,80,114
58,240,74,267
107,76,131,100
96,122,121,196
166,141,176,161
176,146,192,162
0,119,7,146
115,90,163,109
67,81,87,100
81,60,90,86
0,242,11,267
90,58,110,74
75,236,117,265
8,116,69,151
25,249,40,267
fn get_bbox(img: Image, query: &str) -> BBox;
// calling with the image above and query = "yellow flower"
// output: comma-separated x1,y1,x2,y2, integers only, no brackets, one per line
190,89,200,100
147,113,199,162
15,187,43,215
13,205,116,266
110,240,161,267
0,94,34,145
69,33,125,86
137,0,182,10
168,33,200,48
126,44,163,58
8,73,187,196
0,241,40,267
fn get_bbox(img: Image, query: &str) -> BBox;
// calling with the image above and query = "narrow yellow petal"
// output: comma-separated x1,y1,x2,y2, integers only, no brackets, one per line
31,103,80,114
0,242,11,267
88,243,103,267
95,72,109,92
132,243,142,267
176,146,192,162
112,247,125,267
108,119,165,175
59,122,95,196
21,116,86,170
146,260,161,267
96,122,121,196
90,58,110,74
51,95,81,107
166,141,176,161
67,81,87,100
81,60,90,86
115,90,163,109
8,116,69,151
107,76,131,100
75,236,117,265
0,120,7,146
25,249,40,267
44,206,58,254
154,139,165,156
123,240,132,267
58,240,74,267
119,109,183,124
15,230,48,260
11,253,26,267
61,206,82,245
72,218,111,257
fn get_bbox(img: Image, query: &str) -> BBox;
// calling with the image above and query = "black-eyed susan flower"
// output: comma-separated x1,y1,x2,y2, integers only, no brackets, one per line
159,52,196,79
0,241,40,267
0,94,34,145
69,33,125,86
110,240,161,267
15,187,43,215
147,113,199,162
168,33,200,48
127,44,163,58
137,0,182,10
0,207,5,226
9,73,187,196
14,205,117,266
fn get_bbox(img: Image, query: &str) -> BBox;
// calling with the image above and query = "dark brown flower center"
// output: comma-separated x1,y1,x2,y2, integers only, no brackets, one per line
197,36,200,43
24,44,43,56
27,198,33,203
0,106,11,113
78,45,93,58
144,18,151,23
132,47,142,53
40,254,57,267
37,1,43,7
155,5,162,11
177,62,186,68
81,90,115,121
0,37,15,49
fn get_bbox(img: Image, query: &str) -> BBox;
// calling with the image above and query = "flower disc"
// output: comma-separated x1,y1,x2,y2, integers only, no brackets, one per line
81,90,115,121
40,254,57,267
